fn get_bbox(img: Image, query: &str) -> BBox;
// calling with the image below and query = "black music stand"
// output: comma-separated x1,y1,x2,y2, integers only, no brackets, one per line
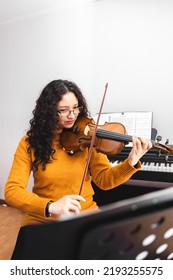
12,187,173,260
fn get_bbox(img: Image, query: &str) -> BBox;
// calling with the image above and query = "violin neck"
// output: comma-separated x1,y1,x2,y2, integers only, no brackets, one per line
96,129,173,155
96,129,133,143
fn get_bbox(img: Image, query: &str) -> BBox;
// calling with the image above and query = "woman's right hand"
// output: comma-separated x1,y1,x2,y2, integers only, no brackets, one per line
48,194,86,217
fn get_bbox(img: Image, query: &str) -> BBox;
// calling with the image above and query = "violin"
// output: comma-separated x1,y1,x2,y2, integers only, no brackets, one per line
60,116,173,156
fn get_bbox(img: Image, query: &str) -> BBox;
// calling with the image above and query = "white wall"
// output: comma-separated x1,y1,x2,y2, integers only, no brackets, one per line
0,0,173,198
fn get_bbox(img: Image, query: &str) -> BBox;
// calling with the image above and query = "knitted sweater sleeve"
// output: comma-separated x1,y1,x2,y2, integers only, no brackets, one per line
4,136,50,218
89,148,141,190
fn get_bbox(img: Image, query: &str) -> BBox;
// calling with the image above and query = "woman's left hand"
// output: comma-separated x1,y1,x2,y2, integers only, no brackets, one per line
128,137,152,166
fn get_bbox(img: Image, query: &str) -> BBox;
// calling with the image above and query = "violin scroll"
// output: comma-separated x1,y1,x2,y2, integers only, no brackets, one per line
152,139,173,155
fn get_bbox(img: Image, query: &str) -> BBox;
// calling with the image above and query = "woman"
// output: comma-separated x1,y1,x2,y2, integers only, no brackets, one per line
5,79,152,226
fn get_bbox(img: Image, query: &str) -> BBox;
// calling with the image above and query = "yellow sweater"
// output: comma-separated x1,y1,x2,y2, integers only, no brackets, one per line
5,133,141,226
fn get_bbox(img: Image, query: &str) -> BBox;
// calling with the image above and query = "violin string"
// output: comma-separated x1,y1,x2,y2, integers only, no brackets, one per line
97,129,133,142
97,131,173,154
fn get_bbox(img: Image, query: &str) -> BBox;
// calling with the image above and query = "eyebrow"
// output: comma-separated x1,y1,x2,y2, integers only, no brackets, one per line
58,104,79,109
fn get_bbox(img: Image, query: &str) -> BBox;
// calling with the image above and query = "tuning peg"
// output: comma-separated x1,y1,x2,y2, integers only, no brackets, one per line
165,154,169,161
165,139,169,145
158,150,161,157
72,126,80,134
156,135,162,142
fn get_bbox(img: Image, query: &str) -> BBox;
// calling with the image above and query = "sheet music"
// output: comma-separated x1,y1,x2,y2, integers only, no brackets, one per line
110,112,136,137
93,111,153,147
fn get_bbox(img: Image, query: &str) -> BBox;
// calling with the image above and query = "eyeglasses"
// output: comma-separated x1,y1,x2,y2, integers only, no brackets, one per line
57,106,83,117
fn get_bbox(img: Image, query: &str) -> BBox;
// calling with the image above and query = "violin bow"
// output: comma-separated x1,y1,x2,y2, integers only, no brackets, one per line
79,83,108,195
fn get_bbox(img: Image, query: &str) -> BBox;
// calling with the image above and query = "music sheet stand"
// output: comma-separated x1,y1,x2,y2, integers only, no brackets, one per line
12,187,173,260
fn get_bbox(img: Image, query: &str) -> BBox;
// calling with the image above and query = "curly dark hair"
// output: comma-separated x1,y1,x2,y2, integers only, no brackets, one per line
26,79,90,171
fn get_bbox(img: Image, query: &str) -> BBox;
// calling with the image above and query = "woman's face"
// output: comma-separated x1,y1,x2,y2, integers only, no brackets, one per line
57,92,79,129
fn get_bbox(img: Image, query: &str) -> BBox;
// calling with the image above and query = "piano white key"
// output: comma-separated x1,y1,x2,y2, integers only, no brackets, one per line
166,163,172,172
149,162,155,171
169,163,173,172
165,163,168,172
142,162,146,170
164,163,169,172
142,162,150,171
160,162,166,172
155,163,160,172
110,159,173,172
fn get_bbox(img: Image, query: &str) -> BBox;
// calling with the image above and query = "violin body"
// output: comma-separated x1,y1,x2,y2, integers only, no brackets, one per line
88,119,127,155
60,116,127,155
60,116,173,156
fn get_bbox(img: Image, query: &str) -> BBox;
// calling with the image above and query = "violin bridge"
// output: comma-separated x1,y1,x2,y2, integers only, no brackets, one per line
84,125,90,136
